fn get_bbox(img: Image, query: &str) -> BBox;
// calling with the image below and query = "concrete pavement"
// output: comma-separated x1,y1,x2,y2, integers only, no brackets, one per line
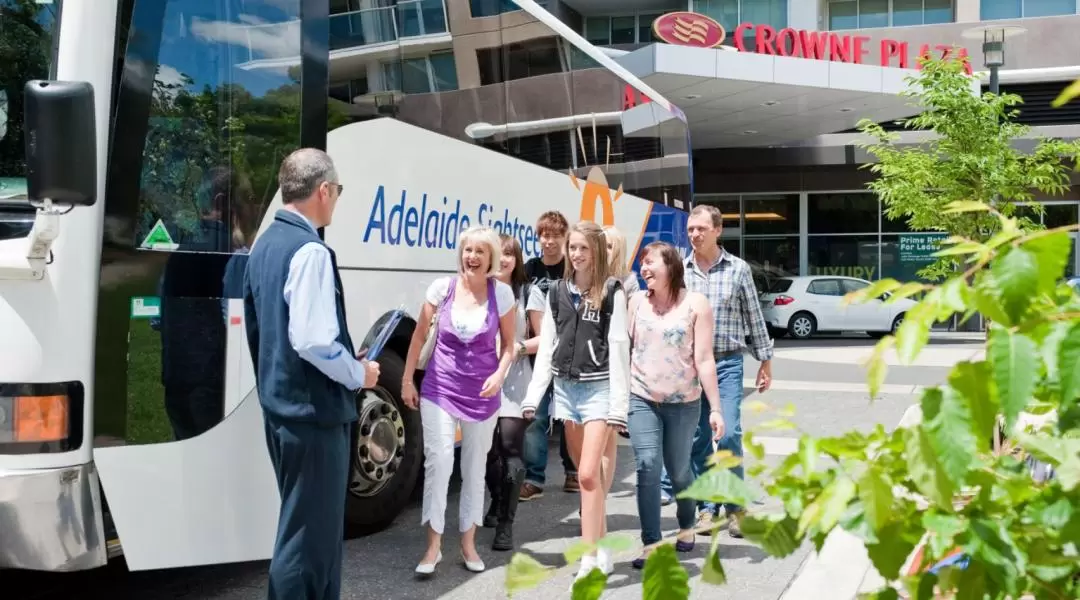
13,334,982,599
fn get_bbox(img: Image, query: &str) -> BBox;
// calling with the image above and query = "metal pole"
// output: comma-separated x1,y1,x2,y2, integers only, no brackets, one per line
989,63,999,95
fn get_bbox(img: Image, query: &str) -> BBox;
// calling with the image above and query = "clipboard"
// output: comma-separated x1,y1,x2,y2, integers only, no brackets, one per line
365,307,405,362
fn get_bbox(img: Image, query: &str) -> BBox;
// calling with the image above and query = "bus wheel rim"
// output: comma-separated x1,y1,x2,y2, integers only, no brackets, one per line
349,388,406,498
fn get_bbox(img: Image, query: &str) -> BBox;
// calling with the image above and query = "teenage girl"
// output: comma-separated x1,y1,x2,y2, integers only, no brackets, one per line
523,220,630,580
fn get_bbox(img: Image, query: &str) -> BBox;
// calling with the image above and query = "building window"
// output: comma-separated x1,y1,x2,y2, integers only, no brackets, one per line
827,0,954,29
583,13,663,46
982,0,1077,19
808,193,879,234
744,194,799,235
470,0,520,18
477,37,565,85
382,52,459,94
693,0,787,46
809,235,881,280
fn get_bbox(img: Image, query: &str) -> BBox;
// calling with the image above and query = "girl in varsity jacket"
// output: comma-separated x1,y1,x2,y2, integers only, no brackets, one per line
522,220,630,582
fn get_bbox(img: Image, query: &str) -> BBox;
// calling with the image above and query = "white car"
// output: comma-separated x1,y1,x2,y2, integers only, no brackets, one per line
759,276,917,340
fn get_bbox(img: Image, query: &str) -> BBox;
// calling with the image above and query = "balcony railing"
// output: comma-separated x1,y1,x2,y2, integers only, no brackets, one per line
329,0,448,51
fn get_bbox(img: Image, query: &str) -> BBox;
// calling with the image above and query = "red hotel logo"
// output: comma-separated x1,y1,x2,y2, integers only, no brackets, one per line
652,12,726,49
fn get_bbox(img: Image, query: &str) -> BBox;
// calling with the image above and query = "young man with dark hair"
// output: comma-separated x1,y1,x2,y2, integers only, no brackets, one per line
520,210,579,499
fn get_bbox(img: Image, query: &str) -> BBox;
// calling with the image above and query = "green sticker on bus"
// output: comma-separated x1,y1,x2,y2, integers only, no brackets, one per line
131,296,161,319
141,219,178,250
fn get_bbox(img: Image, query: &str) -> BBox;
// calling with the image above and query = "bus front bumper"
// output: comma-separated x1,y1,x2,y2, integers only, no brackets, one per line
0,463,106,571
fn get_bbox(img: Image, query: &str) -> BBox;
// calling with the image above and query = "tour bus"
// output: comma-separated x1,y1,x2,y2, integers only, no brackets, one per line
0,0,692,573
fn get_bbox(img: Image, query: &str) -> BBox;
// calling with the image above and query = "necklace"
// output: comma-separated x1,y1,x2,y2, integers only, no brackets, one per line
648,290,677,315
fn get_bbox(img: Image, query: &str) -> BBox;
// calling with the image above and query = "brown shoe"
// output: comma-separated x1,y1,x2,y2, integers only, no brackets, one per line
563,474,580,493
695,510,716,536
727,510,745,539
519,483,544,502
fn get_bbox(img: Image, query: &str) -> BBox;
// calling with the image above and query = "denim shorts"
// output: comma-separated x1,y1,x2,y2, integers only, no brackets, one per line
553,378,610,425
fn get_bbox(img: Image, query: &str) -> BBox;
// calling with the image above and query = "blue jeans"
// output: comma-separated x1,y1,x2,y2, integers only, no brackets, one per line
523,386,576,487
688,353,745,515
628,395,699,546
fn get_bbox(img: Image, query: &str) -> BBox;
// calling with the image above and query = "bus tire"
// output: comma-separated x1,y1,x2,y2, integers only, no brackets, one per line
345,350,422,536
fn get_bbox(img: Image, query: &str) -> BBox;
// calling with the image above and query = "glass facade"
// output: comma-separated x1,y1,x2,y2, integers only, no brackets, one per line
692,0,787,48
981,0,1076,19
828,0,954,29
583,13,664,45
696,192,1079,292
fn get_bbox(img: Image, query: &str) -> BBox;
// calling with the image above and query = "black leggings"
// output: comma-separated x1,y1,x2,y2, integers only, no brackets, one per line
487,417,527,476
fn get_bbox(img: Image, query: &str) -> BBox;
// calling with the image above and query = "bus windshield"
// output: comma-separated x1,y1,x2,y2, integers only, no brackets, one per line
0,0,61,242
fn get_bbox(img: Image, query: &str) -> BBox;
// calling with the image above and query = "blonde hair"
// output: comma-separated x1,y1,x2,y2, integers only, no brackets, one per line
602,225,631,280
566,221,612,305
457,225,502,277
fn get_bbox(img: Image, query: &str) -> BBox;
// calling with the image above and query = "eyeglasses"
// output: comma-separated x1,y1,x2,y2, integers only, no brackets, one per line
326,182,344,195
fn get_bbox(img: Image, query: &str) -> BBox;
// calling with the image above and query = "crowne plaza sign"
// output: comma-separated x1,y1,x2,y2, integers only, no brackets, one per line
651,12,972,75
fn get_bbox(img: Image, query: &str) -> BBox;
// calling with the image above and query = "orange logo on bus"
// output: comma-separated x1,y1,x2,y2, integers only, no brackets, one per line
570,167,622,227
652,12,726,49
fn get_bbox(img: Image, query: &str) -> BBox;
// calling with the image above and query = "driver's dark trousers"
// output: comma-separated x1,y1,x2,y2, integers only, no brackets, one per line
263,414,351,600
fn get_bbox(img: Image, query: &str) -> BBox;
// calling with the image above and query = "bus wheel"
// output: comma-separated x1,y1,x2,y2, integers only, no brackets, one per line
345,350,422,535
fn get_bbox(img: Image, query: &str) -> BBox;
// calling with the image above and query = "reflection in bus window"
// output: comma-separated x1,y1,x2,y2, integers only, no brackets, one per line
0,1,61,241
99,0,302,445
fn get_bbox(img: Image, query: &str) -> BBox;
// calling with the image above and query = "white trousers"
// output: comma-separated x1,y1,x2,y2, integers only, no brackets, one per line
420,398,498,535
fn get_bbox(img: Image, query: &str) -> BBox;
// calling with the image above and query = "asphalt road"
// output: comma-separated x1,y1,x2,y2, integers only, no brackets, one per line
7,334,980,600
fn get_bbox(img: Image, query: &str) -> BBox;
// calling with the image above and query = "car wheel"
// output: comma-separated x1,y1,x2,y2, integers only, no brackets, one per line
787,312,816,339
891,313,905,333
344,350,423,535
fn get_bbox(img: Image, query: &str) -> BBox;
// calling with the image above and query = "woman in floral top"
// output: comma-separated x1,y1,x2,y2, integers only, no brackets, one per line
626,241,724,569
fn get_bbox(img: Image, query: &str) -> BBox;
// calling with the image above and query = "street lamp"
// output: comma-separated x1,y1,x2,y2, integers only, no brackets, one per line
961,25,1027,95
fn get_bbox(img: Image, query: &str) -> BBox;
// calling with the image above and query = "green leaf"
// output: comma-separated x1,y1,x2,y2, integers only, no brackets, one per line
972,275,1012,325
988,327,1039,428
570,567,607,600
1058,322,1080,402
797,477,857,537
922,512,965,558
678,466,756,508
740,513,801,557
942,200,990,214
934,241,987,258
858,466,894,532
505,553,555,595
1024,230,1073,289
1052,77,1080,107
701,530,726,585
845,278,902,305
947,361,999,451
597,533,635,554
563,540,595,565
895,312,930,365
903,426,954,510
866,336,894,399
865,521,919,580
759,418,798,431
819,431,871,460
642,544,691,600
798,436,818,476
921,387,977,485
744,429,766,460
707,450,744,470
992,245,1039,321
965,518,1024,592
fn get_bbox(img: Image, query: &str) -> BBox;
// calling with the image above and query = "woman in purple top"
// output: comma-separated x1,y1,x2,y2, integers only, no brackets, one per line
402,226,517,577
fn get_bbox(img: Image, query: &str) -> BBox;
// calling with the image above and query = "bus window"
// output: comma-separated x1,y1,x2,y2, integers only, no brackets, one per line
0,1,61,242
97,0,301,446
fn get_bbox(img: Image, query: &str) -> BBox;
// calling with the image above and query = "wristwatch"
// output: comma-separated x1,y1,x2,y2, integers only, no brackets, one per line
516,341,527,355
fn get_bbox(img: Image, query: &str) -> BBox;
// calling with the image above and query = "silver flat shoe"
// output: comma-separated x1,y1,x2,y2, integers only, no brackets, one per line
415,551,442,576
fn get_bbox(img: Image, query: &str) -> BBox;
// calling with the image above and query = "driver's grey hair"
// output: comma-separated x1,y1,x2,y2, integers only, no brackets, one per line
278,148,338,204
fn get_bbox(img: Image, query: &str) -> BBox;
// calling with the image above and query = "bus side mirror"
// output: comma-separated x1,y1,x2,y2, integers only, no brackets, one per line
24,80,97,207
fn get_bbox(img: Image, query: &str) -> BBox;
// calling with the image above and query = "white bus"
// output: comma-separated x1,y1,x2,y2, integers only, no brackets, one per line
0,0,692,573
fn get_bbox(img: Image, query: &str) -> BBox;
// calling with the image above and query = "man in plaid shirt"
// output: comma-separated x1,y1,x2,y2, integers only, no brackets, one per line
680,204,773,537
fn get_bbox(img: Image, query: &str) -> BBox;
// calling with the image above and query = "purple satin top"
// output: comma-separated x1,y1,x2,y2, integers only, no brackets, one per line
420,277,502,422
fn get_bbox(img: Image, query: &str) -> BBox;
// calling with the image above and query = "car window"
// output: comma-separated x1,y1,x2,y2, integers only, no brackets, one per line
769,278,793,293
807,279,843,296
841,279,869,294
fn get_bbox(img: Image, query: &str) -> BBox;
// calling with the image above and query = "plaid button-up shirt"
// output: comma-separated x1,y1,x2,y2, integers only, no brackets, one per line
684,249,774,363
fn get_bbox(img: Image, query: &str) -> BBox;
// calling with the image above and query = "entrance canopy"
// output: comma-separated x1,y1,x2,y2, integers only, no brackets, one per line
616,43,950,149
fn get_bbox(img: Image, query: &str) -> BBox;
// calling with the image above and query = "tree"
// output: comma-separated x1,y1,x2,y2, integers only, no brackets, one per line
858,54,1080,281
505,58,1080,600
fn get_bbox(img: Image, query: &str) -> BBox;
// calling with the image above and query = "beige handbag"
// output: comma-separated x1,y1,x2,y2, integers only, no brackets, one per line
417,277,454,369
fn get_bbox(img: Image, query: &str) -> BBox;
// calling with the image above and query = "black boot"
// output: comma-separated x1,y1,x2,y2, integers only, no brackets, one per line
484,453,501,528
493,464,524,551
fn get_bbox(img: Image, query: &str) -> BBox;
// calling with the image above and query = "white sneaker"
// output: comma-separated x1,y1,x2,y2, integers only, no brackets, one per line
574,555,598,580
596,547,614,575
